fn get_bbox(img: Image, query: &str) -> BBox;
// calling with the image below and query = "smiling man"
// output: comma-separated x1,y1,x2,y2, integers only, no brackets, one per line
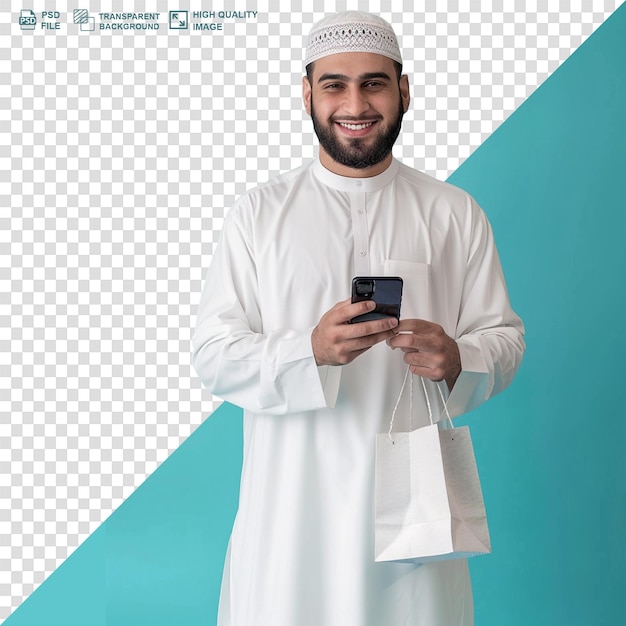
192,11,525,626
305,52,408,175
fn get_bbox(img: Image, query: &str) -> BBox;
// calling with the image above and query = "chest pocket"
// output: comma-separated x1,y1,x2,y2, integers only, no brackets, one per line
383,259,431,321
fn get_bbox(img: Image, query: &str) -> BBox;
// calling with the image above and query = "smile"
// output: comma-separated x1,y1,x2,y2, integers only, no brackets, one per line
337,121,376,130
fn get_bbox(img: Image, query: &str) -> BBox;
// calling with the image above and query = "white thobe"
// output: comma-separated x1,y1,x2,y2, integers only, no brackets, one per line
192,157,525,626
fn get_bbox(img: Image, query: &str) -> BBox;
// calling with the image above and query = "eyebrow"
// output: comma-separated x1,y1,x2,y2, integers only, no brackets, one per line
317,71,392,83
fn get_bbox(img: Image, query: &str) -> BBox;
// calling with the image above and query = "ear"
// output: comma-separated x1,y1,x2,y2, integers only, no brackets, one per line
399,74,410,113
302,76,312,116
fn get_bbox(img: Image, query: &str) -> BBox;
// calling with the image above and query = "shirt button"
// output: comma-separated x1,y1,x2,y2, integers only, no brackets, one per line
359,250,367,256
357,209,364,215
356,181,362,187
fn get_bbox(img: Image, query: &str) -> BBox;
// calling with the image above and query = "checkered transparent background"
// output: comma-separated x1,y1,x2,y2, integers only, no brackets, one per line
0,0,620,620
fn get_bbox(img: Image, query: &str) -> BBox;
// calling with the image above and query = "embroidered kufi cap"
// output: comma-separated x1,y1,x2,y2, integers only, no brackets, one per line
304,11,402,67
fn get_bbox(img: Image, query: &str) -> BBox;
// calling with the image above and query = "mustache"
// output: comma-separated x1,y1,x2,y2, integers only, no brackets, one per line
330,115,383,123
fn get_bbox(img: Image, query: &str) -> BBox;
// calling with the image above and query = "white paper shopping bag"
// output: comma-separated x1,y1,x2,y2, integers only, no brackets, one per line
374,371,491,563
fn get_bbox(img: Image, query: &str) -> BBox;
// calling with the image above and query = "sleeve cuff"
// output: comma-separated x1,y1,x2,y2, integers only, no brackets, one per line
316,364,341,408
445,337,490,418
258,327,342,413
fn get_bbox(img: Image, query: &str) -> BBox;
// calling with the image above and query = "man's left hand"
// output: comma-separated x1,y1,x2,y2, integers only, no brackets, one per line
387,319,461,391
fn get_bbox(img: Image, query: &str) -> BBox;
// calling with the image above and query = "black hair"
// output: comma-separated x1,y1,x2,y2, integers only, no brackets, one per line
305,59,403,84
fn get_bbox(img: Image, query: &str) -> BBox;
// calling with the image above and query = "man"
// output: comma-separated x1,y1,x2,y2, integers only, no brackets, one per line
192,11,525,626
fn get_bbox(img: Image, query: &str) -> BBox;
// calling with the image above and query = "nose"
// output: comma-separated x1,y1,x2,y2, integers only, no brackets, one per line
341,85,370,117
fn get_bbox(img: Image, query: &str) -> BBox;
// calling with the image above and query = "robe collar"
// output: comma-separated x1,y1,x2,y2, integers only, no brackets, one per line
312,156,400,193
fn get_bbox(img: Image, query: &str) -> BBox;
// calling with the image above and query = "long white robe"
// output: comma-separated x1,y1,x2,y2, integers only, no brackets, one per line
192,157,525,626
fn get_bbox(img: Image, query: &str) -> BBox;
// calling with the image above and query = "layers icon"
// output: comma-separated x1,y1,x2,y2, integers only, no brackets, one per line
73,9,95,31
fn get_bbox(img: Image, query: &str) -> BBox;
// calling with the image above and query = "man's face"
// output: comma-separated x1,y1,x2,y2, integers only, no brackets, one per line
303,52,410,177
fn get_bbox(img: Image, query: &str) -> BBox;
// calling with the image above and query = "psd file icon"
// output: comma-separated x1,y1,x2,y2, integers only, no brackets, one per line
19,9,37,30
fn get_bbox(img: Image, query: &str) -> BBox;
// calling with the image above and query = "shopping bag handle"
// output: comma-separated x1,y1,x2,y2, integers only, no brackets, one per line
388,366,453,443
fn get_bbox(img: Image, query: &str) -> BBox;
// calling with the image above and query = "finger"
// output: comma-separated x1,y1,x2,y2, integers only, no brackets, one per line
333,299,376,324
394,318,434,333
404,344,451,378
343,327,399,354
408,364,444,381
387,332,438,352
403,350,433,368
325,326,396,365
403,351,448,381
343,315,398,339
390,323,450,351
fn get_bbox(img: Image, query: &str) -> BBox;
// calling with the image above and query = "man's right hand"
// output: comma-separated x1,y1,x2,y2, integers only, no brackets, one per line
312,298,398,366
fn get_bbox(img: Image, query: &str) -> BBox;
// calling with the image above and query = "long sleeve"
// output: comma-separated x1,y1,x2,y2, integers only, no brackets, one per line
445,196,525,417
191,201,341,415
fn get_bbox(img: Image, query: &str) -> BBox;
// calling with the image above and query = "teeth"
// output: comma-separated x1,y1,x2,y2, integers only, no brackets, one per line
339,122,374,130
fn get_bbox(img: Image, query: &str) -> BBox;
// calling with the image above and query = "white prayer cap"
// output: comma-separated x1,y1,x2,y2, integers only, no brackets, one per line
304,11,402,68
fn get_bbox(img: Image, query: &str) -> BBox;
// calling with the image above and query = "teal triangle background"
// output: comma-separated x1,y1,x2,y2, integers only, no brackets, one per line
6,5,626,625
449,5,626,623
6,403,243,626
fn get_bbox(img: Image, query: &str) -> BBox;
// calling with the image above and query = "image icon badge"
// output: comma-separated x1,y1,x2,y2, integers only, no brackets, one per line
169,11,188,29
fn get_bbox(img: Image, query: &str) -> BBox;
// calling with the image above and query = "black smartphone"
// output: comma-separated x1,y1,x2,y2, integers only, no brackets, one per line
350,276,403,323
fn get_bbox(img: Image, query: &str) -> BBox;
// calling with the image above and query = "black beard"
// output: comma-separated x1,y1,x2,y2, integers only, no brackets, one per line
310,97,404,170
